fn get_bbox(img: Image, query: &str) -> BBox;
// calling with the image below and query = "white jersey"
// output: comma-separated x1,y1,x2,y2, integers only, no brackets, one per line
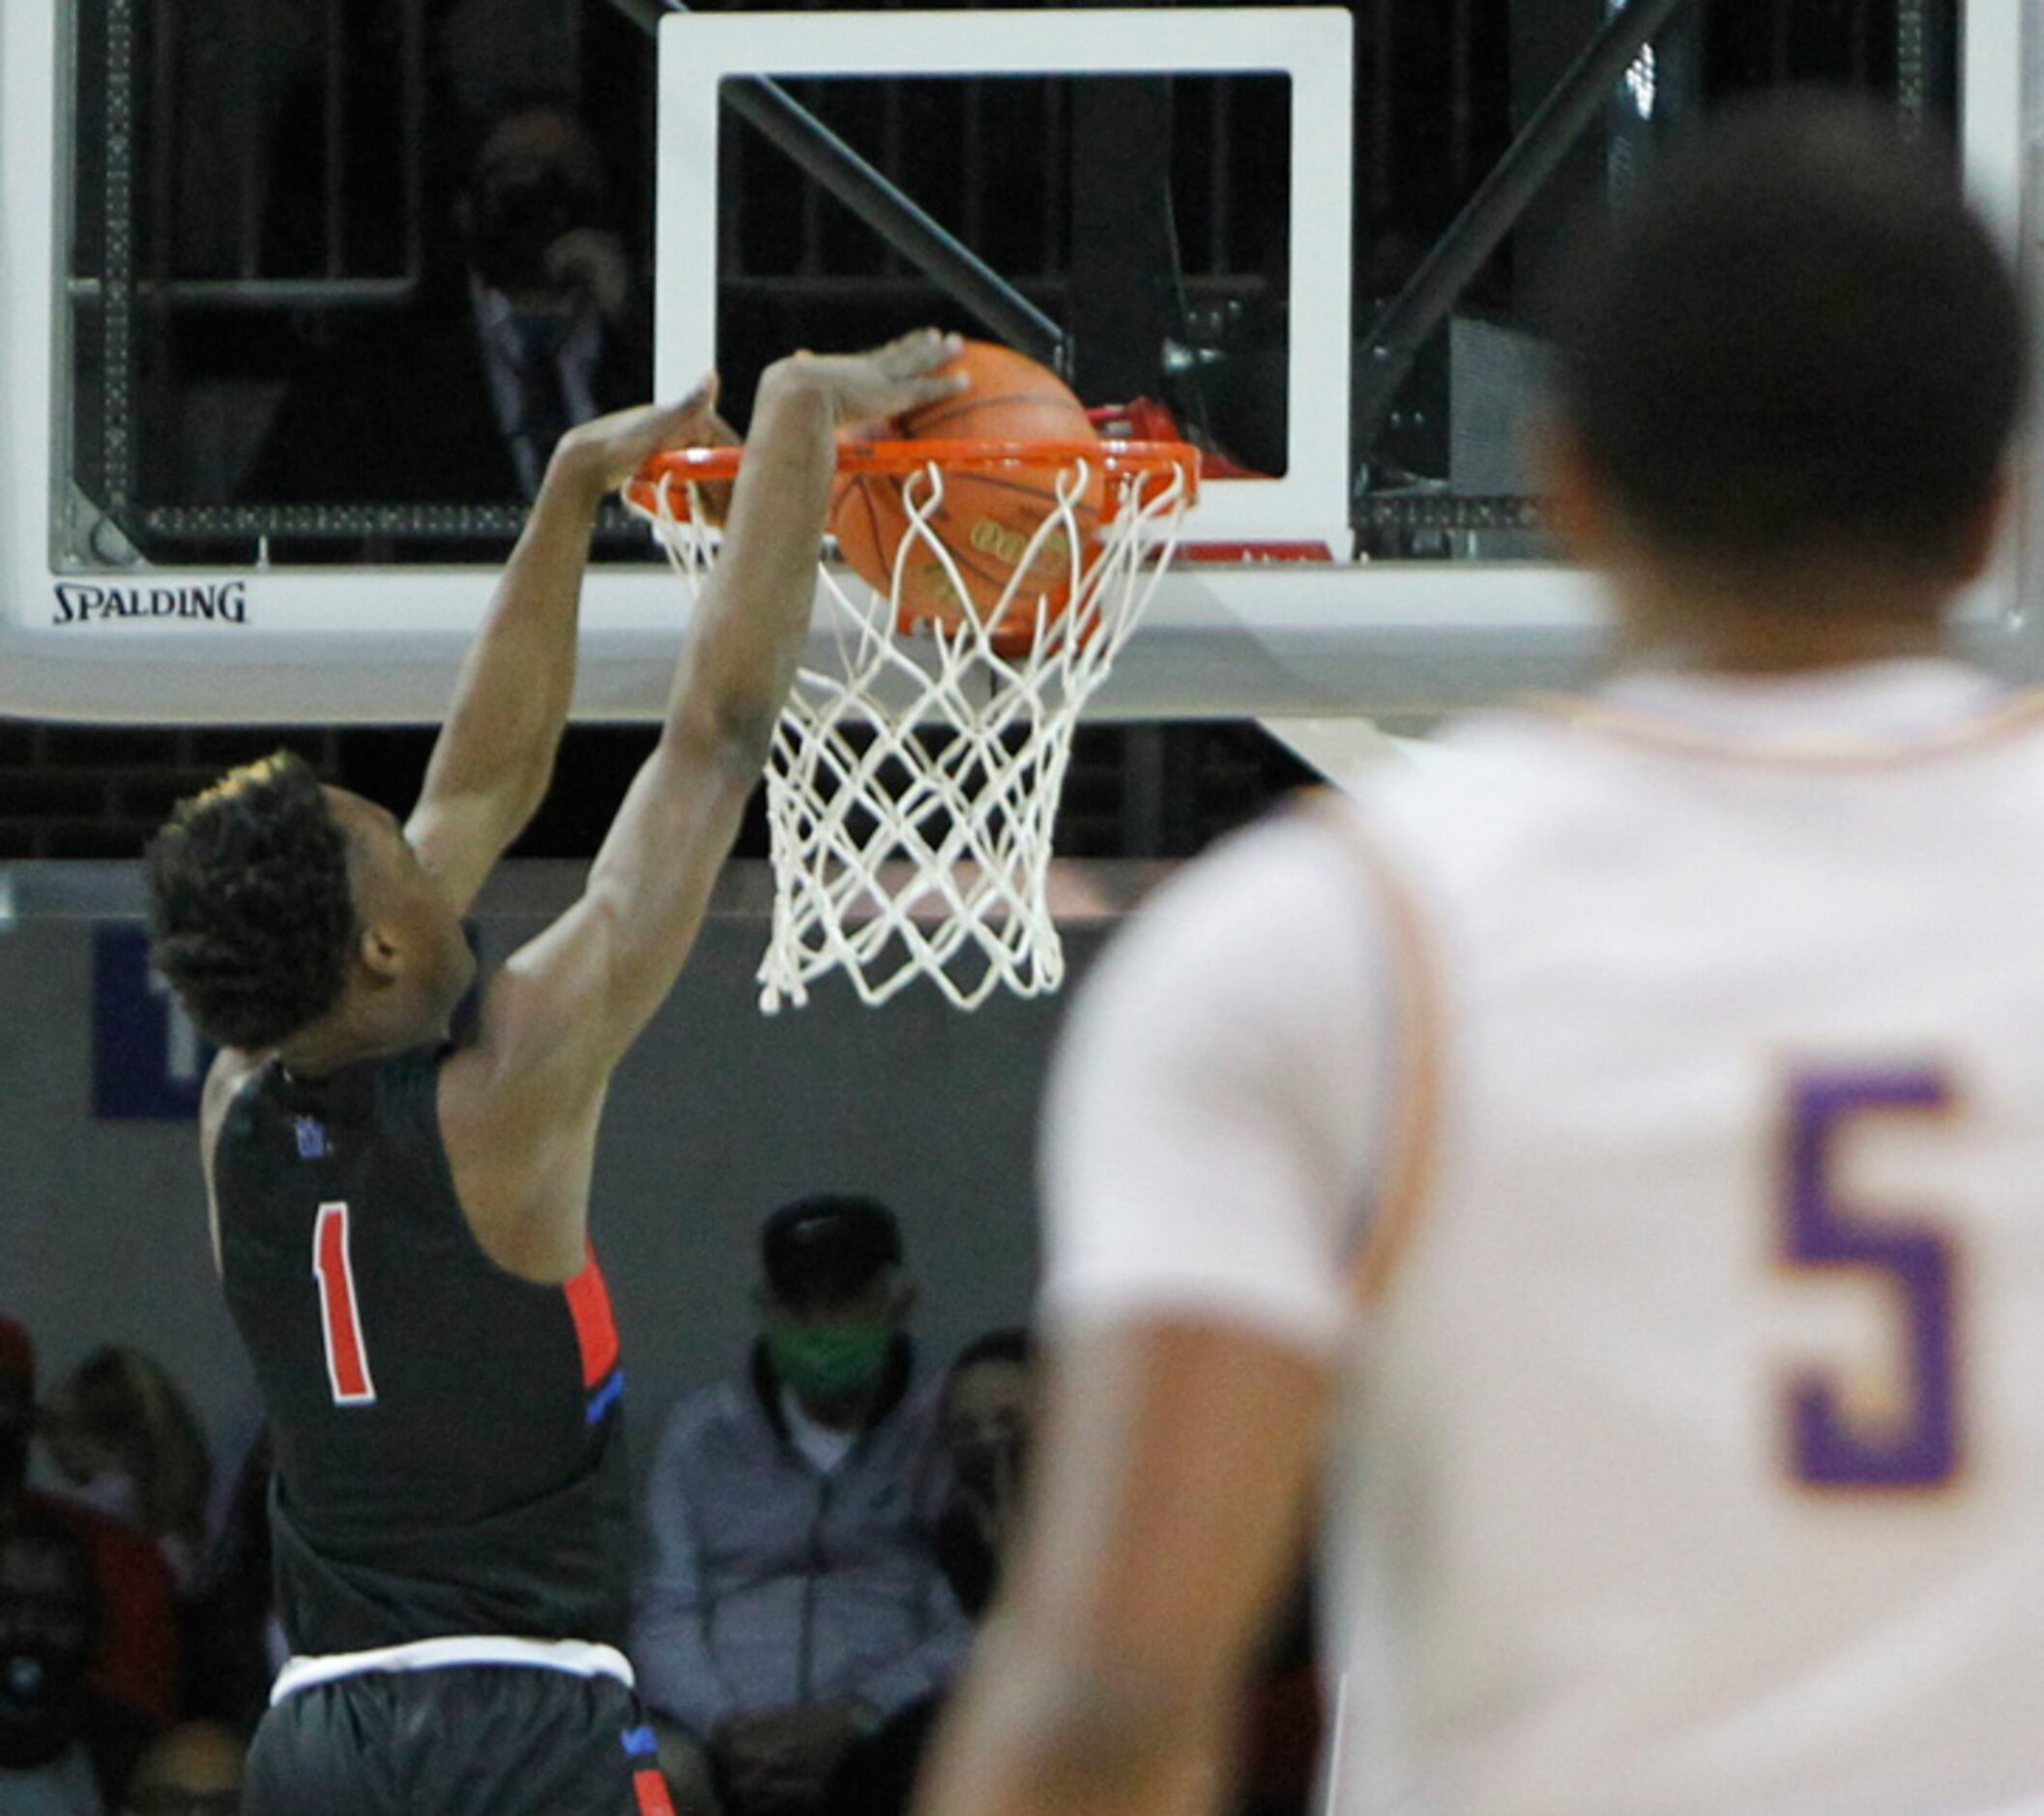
1042,660,2044,1816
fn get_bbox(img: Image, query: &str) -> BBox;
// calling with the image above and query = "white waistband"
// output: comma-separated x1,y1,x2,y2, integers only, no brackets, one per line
272,1636,635,1706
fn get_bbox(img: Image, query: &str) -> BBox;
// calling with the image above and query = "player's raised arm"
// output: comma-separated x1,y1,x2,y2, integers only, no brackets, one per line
442,332,965,1245
403,383,729,915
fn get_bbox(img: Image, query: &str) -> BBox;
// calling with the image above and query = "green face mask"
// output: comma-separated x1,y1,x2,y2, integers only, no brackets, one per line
767,1321,893,1403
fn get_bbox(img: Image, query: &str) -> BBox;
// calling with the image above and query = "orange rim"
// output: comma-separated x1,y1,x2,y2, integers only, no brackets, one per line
625,437,1201,523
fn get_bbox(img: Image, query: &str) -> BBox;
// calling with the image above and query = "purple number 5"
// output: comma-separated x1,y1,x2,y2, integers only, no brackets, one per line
1781,1069,1959,1491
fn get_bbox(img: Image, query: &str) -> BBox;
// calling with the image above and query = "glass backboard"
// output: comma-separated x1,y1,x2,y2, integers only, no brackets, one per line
0,0,2020,729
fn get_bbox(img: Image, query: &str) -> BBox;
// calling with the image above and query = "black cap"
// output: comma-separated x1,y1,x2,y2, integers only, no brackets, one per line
761,1194,903,1306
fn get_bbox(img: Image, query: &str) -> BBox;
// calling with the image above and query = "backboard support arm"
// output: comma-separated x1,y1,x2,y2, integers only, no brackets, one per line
1349,0,1699,500
603,0,1067,370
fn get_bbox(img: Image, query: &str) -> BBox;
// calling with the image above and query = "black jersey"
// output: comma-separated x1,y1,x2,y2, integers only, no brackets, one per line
213,1046,630,1656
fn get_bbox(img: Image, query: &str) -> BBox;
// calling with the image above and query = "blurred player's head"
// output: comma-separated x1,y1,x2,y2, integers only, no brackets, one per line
1541,95,2029,633
145,754,474,1058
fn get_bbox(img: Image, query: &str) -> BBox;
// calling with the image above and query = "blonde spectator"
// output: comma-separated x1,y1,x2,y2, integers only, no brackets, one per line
43,1351,211,1591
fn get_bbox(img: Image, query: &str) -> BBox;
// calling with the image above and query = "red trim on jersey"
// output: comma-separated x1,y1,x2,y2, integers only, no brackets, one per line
564,1246,621,1390
632,1768,677,1815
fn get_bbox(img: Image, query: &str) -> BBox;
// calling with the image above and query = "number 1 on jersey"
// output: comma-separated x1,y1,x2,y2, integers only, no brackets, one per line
1780,1069,1958,1491
313,1201,377,1407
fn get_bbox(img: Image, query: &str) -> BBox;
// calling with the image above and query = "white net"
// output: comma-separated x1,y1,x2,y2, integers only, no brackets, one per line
631,445,1196,1011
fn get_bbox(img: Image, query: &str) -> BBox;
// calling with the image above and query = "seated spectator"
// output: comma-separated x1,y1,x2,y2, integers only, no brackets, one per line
828,1333,1317,1816
116,1720,246,1816
0,1503,111,1813
631,1195,970,1816
246,91,652,508
825,1330,1040,1816
41,1349,212,1592
0,1323,180,1736
928,1329,1036,1621
0,1338,157,1812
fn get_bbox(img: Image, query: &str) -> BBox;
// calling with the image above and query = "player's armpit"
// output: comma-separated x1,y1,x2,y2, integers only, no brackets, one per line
437,1042,605,1283
403,793,528,922
476,728,762,1092
917,1317,1332,1816
428,730,761,1283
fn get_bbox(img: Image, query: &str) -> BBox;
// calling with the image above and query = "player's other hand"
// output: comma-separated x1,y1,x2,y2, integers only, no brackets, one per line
549,374,737,502
765,328,970,438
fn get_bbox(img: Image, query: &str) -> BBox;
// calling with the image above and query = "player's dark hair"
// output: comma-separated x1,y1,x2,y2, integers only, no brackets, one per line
143,752,358,1052
1545,95,2029,575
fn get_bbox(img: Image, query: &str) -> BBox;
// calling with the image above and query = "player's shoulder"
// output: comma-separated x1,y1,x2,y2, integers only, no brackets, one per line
203,1044,267,1104
1336,700,1683,881
1128,800,1386,971
201,1048,269,1145
1067,799,1396,1065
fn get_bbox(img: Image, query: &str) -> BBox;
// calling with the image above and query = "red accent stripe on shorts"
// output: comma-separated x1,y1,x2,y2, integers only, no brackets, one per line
564,1246,621,1390
632,1768,677,1815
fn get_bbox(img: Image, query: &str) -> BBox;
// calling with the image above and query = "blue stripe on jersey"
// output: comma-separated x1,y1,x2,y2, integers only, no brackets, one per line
586,1367,626,1425
621,1725,659,1759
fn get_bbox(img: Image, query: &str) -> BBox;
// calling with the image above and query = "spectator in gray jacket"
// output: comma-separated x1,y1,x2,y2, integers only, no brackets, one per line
631,1196,969,1816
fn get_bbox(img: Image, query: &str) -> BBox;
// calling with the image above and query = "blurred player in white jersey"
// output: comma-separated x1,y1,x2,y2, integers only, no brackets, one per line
919,98,2044,1816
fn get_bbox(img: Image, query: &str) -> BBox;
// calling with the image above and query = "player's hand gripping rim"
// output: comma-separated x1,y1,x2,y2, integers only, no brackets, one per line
776,327,971,438
550,374,736,504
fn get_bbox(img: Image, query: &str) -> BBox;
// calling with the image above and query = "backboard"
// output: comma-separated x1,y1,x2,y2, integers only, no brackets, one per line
0,1,2032,729
654,9,1352,551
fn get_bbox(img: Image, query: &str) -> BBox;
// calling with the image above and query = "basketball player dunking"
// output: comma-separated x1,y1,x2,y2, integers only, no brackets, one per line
920,103,2044,1816
144,332,965,1816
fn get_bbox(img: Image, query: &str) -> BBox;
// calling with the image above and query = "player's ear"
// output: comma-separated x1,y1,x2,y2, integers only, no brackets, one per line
1533,418,1612,569
357,923,405,983
1945,467,2016,589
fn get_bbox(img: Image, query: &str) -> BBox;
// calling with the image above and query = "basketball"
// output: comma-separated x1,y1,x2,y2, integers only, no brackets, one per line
829,339,1106,644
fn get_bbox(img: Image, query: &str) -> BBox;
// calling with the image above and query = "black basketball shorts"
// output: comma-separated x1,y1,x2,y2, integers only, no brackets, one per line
245,1663,676,1816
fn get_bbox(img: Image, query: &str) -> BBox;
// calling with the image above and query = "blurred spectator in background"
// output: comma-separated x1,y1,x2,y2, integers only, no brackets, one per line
0,1503,114,1814
631,1195,969,1816
0,1323,180,1739
248,91,652,506
928,1330,1036,1622
824,1330,1040,1816
827,1329,1320,1816
41,1349,212,1593
0,1323,159,1812
116,1720,246,1816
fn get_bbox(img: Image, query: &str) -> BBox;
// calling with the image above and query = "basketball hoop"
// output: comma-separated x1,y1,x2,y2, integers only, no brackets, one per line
625,438,1199,1012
